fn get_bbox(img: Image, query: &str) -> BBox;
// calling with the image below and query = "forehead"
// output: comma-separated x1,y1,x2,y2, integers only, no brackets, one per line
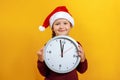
54,18,70,23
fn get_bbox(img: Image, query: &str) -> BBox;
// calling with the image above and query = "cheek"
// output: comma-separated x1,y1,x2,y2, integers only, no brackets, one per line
52,26,56,31
52,27,58,34
53,26,59,31
66,26,71,30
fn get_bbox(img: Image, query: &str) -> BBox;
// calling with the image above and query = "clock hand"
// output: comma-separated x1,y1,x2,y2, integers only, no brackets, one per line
60,40,63,57
62,44,64,51
63,46,73,54
62,42,65,57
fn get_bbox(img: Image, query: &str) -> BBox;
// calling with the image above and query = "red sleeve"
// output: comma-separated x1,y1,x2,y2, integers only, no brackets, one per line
76,41,88,73
76,59,88,73
37,60,50,77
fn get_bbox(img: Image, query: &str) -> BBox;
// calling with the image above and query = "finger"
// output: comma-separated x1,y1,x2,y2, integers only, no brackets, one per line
78,52,82,57
77,49,82,53
78,45,84,53
37,47,44,53
77,50,81,55
78,44,83,50
36,50,42,55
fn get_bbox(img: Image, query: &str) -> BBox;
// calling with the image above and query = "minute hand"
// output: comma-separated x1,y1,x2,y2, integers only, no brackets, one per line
60,40,63,57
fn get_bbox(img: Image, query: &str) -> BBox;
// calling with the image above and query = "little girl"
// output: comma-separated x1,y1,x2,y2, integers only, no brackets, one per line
37,6,88,80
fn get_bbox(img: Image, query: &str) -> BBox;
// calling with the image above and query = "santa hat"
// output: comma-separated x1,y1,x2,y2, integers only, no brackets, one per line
39,6,74,31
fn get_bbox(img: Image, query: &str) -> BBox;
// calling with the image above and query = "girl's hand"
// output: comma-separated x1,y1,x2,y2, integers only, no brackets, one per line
37,47,44,62
78,45,86,62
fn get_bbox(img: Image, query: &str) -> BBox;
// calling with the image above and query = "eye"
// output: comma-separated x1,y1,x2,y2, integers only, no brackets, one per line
64,22,68,25
55,22,60,25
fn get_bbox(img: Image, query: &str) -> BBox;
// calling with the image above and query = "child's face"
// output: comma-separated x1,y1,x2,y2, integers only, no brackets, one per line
52,18,72,36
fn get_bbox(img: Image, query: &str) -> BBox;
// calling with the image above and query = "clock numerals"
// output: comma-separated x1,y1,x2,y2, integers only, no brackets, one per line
73,54,78,58
73,54,76,58
66,67,69,69
59,64,62,70
47,50,52,54
62,39,66,44
59,64,62,67
59,39,66,45
49,44,52,46
52,65,54,67
47,58,50,61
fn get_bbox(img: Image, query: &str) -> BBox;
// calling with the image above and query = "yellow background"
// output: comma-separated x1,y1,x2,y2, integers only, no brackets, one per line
0,0,120,80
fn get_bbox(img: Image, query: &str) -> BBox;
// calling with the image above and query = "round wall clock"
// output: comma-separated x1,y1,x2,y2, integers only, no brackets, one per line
44,35,81,73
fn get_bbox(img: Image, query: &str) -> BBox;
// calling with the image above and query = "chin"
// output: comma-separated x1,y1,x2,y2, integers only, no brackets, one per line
58,34,68,36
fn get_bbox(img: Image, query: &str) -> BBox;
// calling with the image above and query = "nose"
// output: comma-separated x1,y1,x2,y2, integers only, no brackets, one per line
59,24,64,28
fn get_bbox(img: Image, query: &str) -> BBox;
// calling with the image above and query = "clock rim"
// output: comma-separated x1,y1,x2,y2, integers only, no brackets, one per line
44,35,81,73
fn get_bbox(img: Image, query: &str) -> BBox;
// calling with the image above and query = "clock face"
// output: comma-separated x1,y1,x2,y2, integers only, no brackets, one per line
44,36,80,73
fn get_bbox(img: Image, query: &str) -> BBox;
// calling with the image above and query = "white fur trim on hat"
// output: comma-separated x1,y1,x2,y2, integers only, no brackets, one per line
39,26,45,31
49,12,74,28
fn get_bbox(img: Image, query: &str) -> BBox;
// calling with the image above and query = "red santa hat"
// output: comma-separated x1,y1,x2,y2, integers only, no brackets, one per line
39,6,74,31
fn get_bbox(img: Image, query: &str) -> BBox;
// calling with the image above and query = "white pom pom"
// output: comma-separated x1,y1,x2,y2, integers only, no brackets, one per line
39,26,45,31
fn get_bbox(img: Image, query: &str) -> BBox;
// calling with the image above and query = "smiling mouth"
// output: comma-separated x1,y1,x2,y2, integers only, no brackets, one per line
58,30,66,32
